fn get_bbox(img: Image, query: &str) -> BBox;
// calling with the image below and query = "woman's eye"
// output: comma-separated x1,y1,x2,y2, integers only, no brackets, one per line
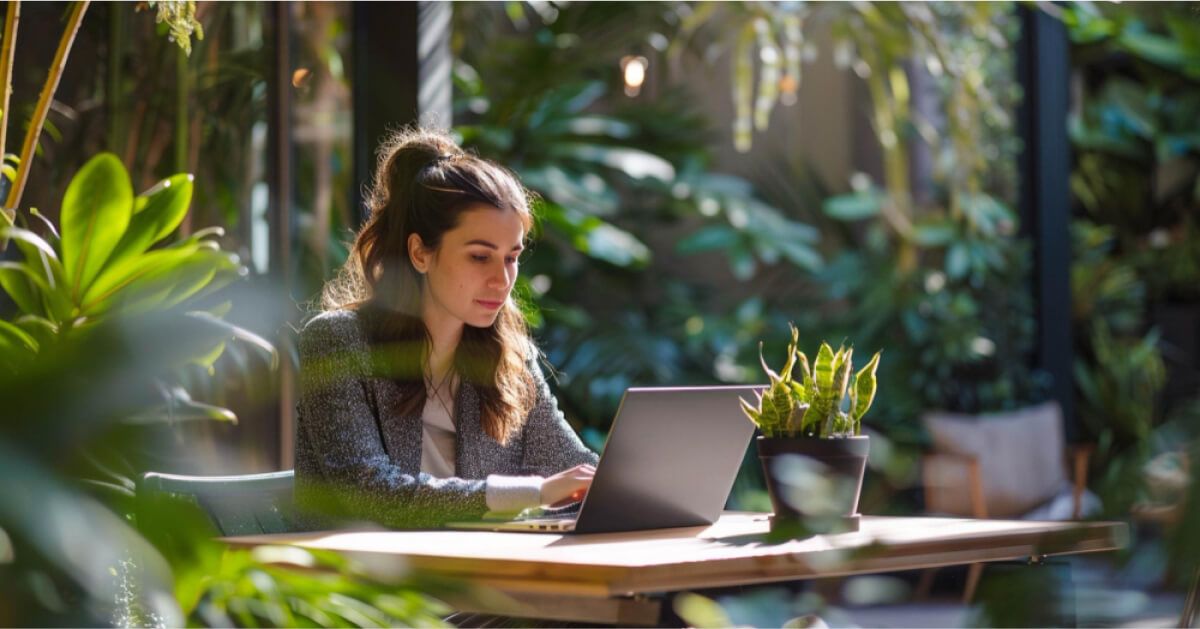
505,256,519,265
471,254,488,262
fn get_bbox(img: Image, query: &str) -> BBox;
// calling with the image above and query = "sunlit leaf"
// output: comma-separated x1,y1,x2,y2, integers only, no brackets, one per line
108,174,195,268
81,244,201,314
548,143,676,182
60,153,134,302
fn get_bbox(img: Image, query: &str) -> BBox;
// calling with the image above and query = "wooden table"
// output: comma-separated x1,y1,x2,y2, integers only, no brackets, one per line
225,513,1128,625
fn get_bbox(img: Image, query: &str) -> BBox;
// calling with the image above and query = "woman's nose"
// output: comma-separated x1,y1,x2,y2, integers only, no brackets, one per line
488,262,512,289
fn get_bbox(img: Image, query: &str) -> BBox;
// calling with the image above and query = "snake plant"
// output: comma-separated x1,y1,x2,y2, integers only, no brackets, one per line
740,323,881,438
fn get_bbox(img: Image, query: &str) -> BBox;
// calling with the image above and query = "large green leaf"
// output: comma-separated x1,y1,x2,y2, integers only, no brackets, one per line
539,202,650,268
107,174,194,269
1119,31,1200,78
80,244,201,315
520,165,619,216
60,153,134,302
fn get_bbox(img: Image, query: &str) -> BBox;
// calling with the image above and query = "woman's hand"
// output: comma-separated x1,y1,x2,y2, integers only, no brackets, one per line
539,464,595,508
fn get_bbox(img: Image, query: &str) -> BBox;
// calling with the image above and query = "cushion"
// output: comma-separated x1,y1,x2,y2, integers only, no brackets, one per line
1021,485,1102,521
922,402,1067,518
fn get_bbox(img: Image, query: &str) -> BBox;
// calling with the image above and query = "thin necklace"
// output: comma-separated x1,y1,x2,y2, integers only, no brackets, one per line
424,360,456,421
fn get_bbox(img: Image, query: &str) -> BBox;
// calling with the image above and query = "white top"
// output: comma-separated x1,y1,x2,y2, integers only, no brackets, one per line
419,380,544,513
419,386,458,478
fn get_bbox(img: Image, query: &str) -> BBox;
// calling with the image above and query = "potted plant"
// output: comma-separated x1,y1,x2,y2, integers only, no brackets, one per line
740,324,881,533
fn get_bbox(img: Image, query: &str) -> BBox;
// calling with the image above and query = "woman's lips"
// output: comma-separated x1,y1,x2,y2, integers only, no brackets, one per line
475,299,504,310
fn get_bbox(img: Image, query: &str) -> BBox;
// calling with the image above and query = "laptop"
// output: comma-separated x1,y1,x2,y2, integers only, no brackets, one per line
447,385,762,534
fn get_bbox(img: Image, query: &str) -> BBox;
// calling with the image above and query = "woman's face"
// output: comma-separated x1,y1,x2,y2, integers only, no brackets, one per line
409,203,525,331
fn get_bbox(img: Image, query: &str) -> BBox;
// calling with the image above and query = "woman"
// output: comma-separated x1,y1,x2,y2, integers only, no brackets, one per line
296,127,597,529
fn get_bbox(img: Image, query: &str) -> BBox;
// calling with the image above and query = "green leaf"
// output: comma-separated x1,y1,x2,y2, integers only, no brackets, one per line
158,250,244,311
1119,31,1200,77
673,592,733,629
813,342,835,391
186,311,279,371
108,174,194,268
739,397,761,425
833,347,853,404
60,154,134,302
80,244,201,314
1,226,71,320
547,143,676,182
538,202,650,268
912,221,957,247
0,261,44,315
14,315,57,350
540,115,636,140
126,398,238,425
824,192,881,220
676,226,739,254
582,222,652,269
945,242,970,279
853,351,881,423
775,238,823,272
729,245,756,280
0,319,38,352
796,351,812,400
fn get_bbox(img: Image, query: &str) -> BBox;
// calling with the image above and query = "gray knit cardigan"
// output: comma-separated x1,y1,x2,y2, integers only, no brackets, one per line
295,309,598,529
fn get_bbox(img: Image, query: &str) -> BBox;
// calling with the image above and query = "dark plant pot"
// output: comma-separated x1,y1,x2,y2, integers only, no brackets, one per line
757,435,870,534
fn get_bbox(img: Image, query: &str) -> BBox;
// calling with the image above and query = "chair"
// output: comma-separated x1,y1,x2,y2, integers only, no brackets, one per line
918,402,1099,601
137,469,299,536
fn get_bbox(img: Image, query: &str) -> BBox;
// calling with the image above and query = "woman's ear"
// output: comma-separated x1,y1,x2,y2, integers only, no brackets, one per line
407,233,429,274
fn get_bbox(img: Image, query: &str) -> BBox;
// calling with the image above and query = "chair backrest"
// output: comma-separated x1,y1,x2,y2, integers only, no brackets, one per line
139,470,297,536
922,402,1067,518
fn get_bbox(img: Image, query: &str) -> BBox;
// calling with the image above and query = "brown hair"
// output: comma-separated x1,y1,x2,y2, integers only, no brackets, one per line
321,126,537,445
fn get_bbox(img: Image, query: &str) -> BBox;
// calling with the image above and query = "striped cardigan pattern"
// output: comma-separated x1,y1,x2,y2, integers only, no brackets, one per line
295,310,598,529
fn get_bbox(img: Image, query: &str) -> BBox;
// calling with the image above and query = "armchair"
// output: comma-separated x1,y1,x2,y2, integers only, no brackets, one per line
918,402,1100,601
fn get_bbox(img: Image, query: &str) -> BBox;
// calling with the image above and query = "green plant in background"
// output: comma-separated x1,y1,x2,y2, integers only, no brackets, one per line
740,323,881,438
1066,1,1200,304
1059,2,1200,530
451,2,824,437
673,2,1041,427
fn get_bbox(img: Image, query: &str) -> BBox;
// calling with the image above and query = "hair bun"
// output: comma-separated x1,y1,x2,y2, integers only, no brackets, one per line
427,152,465,167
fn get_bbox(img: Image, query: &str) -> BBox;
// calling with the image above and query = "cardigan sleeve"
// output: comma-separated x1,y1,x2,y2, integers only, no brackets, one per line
519,354,600,476
296,311,490,529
